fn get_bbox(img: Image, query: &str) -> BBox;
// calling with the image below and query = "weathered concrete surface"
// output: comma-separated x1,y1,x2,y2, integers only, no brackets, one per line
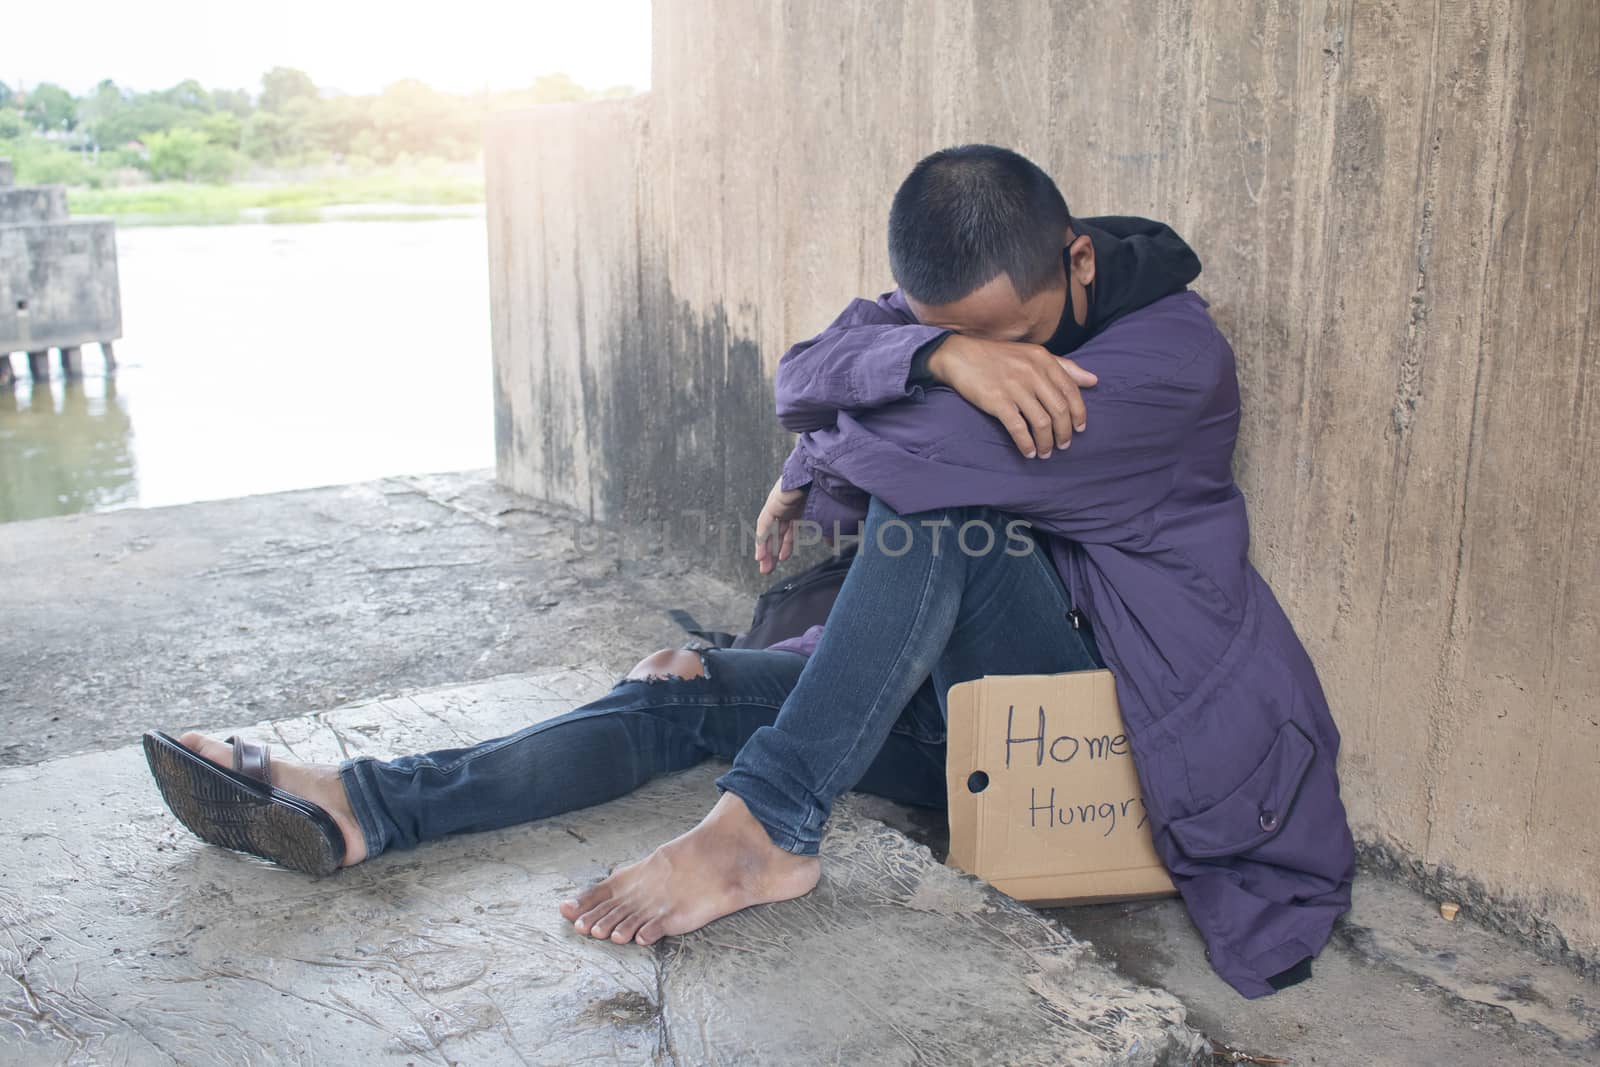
486,95,777,575
0,184,68,226
0,472,754,769
1047,880,1600,1064
858,811,1600,1062
0,219,122,356
485,1,1600,965
7,481,1599,1061
0,670,1204,1065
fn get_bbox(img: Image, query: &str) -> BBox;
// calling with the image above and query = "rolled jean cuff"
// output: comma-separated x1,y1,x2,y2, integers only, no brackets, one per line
714,766,824,856
339,757,388,860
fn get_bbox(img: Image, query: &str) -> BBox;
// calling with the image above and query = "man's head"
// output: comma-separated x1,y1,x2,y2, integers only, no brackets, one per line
888,145,1095,345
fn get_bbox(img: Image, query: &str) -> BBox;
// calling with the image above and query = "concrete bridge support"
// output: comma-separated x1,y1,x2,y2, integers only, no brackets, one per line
486,0,1600,968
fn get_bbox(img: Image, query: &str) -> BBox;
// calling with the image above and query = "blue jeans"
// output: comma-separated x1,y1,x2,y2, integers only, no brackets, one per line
340,498,1104,859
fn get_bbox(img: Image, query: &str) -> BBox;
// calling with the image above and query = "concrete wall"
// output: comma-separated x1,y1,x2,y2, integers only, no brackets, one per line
487,0,1599,963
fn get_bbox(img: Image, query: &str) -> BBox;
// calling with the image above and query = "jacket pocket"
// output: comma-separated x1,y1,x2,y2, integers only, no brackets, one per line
1166,720,1314,860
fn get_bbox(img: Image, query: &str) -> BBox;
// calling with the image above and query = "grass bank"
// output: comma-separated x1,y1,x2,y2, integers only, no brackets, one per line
67,171,485,226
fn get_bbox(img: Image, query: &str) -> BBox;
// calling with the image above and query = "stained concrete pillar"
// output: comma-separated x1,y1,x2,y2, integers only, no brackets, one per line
58,345,83,379
0,353,14,387
100,340,116,372
0,220,122,362
486,0,1600,965
26,350,49,381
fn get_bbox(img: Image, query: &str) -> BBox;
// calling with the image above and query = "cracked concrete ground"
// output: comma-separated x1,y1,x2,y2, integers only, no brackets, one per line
1045,883,1600,1064
0,671,1202,1065
3,472,1596,1064
0,471,753,770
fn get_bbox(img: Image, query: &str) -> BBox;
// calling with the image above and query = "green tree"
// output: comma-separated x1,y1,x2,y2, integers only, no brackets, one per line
145,127,239,182
490,73,630,117
279,96,325,156
24,83,76,132
211,88,252,117
4,68,631,187
370,79,467,160
240,110,301,161
195,110,242,148
294,95,367,156
260,67,317,113
0,81,14,109
161,79,213,113
7,136,93,185
77,80,126,148
529,73,589,103
144,128,201,178
192,144,241,182
111,98,186,145
145,127,201,179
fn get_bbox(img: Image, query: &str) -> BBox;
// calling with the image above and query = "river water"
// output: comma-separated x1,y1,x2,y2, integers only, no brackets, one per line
0,217,494,524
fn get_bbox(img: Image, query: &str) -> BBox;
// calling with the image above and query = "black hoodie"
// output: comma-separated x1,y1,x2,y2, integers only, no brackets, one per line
908,215,1202,383
1043,215,1203,354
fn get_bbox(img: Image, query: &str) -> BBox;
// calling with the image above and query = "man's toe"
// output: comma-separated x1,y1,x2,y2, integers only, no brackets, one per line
635,917,668,946
568,881,613,916
589,901,630,939
178,732,234,767
610,909,652,945
578,899,625,937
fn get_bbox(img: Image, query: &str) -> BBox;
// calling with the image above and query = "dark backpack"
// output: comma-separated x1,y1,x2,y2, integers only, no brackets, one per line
671,546,857,650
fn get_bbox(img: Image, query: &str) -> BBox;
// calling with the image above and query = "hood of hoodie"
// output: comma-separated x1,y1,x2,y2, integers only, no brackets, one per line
1042,215,1203,355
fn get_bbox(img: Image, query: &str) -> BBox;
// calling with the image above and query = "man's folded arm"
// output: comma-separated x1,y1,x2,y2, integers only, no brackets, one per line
774,294,949,433
804,377,1205,542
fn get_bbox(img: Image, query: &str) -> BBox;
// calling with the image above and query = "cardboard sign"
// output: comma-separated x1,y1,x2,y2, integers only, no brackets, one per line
945,670,1176,905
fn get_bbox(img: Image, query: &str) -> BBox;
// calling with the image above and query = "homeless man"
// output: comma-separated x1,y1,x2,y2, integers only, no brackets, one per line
144,144,1353,999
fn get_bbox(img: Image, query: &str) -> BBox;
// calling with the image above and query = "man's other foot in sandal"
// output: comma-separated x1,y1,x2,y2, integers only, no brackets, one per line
171,732,368,867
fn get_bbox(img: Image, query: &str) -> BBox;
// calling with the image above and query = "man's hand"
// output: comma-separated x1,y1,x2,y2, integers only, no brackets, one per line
754,477,808,574
927,334,1099,458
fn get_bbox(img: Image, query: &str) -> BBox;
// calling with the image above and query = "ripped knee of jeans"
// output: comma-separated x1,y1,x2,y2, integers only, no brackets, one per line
621,647,709,685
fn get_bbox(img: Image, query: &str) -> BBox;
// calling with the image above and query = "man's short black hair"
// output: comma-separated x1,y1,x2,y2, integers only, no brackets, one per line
888,144,1070,305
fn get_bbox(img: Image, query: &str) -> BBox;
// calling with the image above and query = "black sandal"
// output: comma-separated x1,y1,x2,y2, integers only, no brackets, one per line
143,731,346,876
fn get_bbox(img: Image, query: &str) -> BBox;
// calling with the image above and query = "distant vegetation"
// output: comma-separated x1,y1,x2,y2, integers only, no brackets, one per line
0,69,632,222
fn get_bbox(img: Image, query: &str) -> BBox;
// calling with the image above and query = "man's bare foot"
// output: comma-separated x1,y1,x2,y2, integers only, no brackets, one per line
177,732,368,866
559,792,820,946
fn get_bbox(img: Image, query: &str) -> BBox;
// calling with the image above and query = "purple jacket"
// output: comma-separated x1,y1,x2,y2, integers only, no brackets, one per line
774,288,1354,998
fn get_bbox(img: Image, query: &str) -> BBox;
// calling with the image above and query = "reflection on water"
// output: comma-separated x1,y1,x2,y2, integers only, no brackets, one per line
0,217,493,524
0,377,137,519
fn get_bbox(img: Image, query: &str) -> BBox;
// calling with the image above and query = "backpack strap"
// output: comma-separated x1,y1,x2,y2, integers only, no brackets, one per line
666,609,739,649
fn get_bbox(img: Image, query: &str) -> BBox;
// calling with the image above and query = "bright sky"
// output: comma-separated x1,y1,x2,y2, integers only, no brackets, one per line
5,0,653,97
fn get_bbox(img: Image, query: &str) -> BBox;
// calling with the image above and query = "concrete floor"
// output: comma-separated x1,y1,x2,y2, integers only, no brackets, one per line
3,473,1596,1064
1,672,1200,1065
1050,884,1600,1064
0,471,753,769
